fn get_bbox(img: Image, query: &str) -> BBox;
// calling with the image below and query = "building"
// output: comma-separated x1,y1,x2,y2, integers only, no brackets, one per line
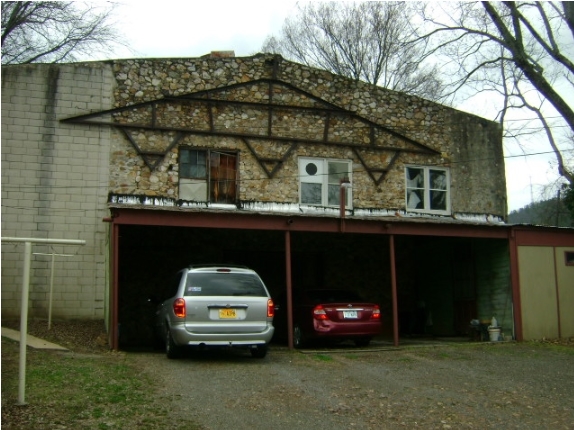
2,53,573,349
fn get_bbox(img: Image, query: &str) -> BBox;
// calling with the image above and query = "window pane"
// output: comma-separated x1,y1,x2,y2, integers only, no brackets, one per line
328,184,340,206
430,170,447,211
210,152,236,203
430,170,447,190
180,150,190,163
407,189,424,209
406,168,424,209
430,190,447,210
180,149,207,179
406,168,424,189
301,182,322,204
328,162,349,184
192,151,207,178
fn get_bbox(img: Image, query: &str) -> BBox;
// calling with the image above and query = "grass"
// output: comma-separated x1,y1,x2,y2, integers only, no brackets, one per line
1,338,202,430
312,353,333,362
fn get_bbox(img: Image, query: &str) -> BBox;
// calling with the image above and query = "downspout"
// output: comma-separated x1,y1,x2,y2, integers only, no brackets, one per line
339,179,351,233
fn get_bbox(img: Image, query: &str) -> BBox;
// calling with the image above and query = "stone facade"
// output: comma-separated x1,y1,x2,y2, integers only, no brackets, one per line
106,54,506,218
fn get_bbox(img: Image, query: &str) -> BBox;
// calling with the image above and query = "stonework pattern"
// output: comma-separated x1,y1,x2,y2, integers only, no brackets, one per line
108,54,506,216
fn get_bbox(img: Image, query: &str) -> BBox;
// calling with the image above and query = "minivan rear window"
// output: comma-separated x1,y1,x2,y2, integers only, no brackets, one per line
185,273,267,297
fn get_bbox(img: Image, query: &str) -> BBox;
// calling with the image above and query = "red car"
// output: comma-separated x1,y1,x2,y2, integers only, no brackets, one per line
292,289,382,348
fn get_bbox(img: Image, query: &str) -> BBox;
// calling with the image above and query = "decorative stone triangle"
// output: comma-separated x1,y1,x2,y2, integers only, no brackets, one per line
62,78,440,186
122,130,184,171
353,148,401,186
242,138,298,179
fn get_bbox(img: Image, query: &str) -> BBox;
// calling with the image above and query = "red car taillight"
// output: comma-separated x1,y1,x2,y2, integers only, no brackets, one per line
371,305,381,320
313,305,329,320
267,299,275,318
173,298,186,318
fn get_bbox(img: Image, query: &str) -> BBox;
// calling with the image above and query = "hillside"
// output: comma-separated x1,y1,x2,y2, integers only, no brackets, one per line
508,198,573,227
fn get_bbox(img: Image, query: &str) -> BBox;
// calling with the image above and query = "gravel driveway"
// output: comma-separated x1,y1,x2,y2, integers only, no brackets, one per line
129,340,574,429
3,320,573,429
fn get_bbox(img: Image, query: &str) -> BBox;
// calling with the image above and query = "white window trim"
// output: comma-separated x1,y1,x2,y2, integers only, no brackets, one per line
299,157,353,209
405,165,451,215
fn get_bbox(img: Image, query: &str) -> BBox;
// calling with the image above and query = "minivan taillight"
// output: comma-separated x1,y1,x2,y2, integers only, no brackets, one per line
267,299,275,318
173,298,186,318
371,305,381,320
313,305,328,320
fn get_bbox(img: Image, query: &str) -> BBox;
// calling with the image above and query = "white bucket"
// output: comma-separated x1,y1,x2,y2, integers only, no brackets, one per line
488,327,501,342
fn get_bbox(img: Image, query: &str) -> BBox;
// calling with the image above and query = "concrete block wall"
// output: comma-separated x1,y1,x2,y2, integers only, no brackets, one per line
1,63,113,319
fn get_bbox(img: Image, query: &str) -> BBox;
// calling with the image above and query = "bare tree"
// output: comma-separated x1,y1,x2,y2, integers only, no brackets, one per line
417,1,574,186
1,1,127,64
262,1,445,101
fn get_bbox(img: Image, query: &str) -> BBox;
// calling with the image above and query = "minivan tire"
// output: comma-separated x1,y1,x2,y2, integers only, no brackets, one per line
293,325,306,349
250,344,268,358
166,328,182,359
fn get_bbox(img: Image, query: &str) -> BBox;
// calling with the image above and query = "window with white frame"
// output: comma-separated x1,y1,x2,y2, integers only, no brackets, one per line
179,148,237,203
405,166,450,214
299,157,352,207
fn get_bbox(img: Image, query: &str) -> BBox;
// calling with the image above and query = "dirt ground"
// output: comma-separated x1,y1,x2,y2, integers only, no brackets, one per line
3,319,574,429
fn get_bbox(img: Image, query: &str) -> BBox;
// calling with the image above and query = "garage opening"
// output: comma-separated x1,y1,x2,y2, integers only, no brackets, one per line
115,224,513,349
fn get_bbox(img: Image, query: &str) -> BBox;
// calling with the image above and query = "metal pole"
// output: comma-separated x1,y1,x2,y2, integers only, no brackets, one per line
389,234,399,347
1,237,86,405
111,225,120,350
48,252,55,330
32,252,74,330
2,237,85,245
285,230,294,349
18,241,32,405
339,179,351,233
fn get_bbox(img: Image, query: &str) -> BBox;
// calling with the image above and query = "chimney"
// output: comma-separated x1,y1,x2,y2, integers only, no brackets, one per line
208,51,235,58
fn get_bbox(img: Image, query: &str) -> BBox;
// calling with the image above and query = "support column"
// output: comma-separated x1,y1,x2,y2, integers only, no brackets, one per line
111,223,120,350
285,230,294,349
18,241,32,405
389,234,399,347
508,229,523,341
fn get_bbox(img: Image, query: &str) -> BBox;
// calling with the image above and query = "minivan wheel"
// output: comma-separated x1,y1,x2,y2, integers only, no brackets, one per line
250,345,268,358
293,325,305,349
166,329,182,359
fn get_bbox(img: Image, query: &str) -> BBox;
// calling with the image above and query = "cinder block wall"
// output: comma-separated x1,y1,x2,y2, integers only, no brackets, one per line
1,63,113,319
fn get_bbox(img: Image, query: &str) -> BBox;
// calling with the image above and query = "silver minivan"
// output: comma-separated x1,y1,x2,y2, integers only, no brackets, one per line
155,265,275,359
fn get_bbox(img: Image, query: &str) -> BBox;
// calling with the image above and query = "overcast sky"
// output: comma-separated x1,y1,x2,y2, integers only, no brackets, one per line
109,0,566,213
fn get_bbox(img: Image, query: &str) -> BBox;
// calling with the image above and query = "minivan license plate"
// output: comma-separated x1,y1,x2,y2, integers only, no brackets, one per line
219,309,237,319
343,310,358,319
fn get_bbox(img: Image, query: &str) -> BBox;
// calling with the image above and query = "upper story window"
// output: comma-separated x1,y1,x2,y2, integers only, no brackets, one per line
405,166,450,214
179,148,237,203
299,157,352,208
